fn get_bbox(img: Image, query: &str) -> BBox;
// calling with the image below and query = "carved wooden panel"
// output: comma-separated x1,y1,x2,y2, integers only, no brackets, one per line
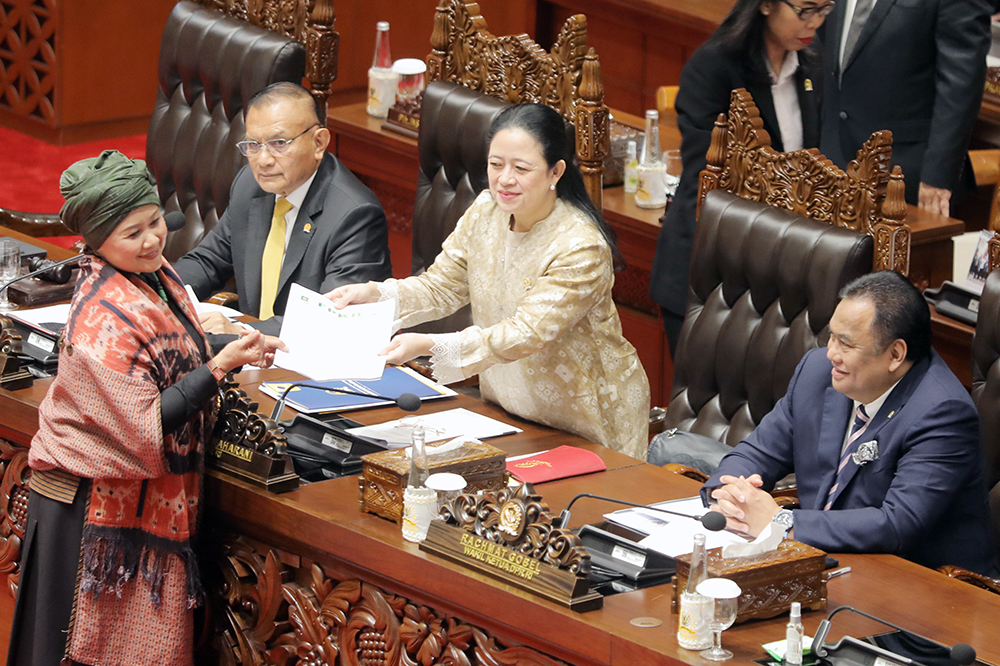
426,0,608,210
0,0,57,125
208,535,569,666
698,88,910,275
0,437,29,598
191,0,339,120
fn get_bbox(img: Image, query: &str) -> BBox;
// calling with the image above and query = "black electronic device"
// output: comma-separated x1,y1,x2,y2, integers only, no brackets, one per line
578,521,675,588
924,281,981,327
7,318,60,372
280,413,390,481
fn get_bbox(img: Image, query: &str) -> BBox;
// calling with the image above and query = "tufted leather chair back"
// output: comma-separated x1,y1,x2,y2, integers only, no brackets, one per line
972,270,1000,555
665,190,874,447
410,81,510,333
147,1,306,262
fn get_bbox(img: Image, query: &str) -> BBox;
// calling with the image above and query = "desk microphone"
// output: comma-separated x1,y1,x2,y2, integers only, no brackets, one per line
812,605,976,666
0,212,188,293
268,381,421,421
554,492,728,531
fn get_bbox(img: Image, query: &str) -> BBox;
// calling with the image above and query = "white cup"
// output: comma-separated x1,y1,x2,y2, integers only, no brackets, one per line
425,472,467,517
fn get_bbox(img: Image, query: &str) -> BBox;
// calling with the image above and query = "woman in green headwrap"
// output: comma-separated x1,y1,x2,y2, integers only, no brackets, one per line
6,150,287,666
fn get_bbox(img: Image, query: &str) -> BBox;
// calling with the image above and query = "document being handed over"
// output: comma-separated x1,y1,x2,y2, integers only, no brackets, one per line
275,283,394,381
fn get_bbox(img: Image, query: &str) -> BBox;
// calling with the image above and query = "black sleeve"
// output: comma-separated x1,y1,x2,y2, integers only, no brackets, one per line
161,366,219,435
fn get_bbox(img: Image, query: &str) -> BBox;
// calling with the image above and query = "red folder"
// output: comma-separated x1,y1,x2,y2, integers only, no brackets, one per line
506,445,607,484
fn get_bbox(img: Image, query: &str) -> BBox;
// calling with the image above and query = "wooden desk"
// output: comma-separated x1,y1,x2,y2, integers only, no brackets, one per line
0,234,997,664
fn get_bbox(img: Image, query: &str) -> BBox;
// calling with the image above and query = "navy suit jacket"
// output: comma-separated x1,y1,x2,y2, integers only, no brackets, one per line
704,348,995,575
650,38,822,317
174,153,392,336
819,0,990,204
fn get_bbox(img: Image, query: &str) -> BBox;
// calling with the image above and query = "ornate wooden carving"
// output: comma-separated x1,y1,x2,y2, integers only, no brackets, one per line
698,88,910,275
0,437,29,598
426,0,609,209
0,0,56,125
209,534,569,665
0,318,33,390
191,0,339,121
208,377,299,493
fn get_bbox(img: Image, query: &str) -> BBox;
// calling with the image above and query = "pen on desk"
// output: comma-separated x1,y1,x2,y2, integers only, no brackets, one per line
826,566,851,580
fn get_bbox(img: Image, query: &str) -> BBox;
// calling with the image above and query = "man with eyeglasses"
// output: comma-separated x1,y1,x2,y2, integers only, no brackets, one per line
819,0,991,216
174,82,392,336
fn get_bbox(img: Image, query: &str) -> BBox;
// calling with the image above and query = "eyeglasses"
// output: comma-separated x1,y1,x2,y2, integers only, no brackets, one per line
777,0,835,20
236,123,319,157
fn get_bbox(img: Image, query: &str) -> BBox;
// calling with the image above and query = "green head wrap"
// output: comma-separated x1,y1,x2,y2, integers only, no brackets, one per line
59,150,161,249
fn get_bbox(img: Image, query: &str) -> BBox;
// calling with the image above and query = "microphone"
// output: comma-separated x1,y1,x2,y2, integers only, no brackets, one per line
554,492,728,531
268,381,421,421
0,212,186,294
812,605,976,666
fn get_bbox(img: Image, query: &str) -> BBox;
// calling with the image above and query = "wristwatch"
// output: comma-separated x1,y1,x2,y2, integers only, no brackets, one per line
773,508,794,534
206,358,227,382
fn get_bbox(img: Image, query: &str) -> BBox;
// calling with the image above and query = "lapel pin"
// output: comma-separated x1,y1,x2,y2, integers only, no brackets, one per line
303,223,312,234
887,410,895,418
804,78,813,92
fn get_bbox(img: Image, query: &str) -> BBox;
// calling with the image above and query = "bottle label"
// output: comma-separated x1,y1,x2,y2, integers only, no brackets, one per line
636,165,667,209
367,68,399,118
677,592,714,650
624,161,639,193
402,486,437,542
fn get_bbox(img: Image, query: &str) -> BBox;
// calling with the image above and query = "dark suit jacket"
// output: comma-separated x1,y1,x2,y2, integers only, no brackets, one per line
174,153,392,336
649,39,822,318
819,0,991,204
704,348,996,575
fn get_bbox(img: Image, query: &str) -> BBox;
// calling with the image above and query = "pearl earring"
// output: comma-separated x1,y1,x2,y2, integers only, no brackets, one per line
550,183,556,191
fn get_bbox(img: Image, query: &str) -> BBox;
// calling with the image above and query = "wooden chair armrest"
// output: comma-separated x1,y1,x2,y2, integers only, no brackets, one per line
773,496,799,509
662,463,709,483
0,207,72,237
937,565,1000,594
970,149,1000,187
207,291,240,308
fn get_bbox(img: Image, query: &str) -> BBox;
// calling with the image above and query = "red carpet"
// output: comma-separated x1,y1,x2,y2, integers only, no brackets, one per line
0,126,147,214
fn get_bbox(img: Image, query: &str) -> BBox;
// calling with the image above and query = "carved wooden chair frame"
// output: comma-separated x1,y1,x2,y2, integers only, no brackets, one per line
698,89,911,275
426,0,609,210
190,0,339,121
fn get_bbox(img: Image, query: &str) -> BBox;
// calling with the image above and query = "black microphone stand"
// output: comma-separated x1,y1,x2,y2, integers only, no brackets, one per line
555,492,728,531
269,381,421,421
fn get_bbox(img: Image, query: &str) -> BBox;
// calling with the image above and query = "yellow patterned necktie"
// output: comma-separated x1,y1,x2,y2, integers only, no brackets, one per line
259,196,293,319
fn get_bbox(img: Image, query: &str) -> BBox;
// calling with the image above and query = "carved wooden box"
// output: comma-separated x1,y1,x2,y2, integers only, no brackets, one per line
671,539,828,622
360,441,507,523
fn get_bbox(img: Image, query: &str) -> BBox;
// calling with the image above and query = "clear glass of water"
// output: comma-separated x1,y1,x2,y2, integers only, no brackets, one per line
697,578,742,661
0,239,21,311
662,149,682,197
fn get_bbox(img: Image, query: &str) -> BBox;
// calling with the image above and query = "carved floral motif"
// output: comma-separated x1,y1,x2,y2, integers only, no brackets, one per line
0,437,30,598
209,535,567,666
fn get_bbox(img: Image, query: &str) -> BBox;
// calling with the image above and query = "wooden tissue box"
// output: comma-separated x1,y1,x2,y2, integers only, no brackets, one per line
359,440,507,523
671,539,828,622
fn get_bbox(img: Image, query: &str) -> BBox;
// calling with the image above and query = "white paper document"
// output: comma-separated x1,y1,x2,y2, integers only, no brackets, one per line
603,496,748,557
347,407,521,447
184,285,245,320
274,283,394,380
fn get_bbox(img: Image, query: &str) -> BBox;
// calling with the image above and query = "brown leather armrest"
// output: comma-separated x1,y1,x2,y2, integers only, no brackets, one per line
207,291,240,308
937,565,1000,594
662,463,709,483
0,207,72,237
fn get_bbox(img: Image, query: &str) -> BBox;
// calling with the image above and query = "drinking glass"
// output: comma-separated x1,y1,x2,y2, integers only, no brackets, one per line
662,149,682,197
696,578,742,661
0,239,21,312
425,472,467,518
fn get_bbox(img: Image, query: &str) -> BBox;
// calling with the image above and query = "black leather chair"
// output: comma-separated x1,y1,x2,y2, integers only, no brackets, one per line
657,190,874,454
409,81,508,333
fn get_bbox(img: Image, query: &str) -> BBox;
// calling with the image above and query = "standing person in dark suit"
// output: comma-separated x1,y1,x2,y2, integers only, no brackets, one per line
175,82,392,336
704,271,996,575
820,0,991,215
649,0,830,356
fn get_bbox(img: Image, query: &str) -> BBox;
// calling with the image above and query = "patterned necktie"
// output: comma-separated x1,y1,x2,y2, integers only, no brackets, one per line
824,404,870,510
259,196,292,320
841,0,876,71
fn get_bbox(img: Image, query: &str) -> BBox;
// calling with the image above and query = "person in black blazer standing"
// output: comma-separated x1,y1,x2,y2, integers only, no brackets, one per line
819,0,991,215
649,0,830,356
175,82,392,336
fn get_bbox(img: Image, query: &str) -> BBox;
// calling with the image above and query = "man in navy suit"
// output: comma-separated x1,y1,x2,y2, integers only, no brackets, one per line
703,272,995,574
819,0,991,214
175,83,392,336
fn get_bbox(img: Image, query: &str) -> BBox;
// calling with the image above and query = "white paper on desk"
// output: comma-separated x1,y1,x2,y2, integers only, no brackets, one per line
184,285,245,320
603,496,747,557
8,303,71,328
347,407,521,447
274,283,394,380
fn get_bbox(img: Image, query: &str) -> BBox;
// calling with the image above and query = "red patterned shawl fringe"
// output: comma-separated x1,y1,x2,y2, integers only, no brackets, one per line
81,523,202,610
